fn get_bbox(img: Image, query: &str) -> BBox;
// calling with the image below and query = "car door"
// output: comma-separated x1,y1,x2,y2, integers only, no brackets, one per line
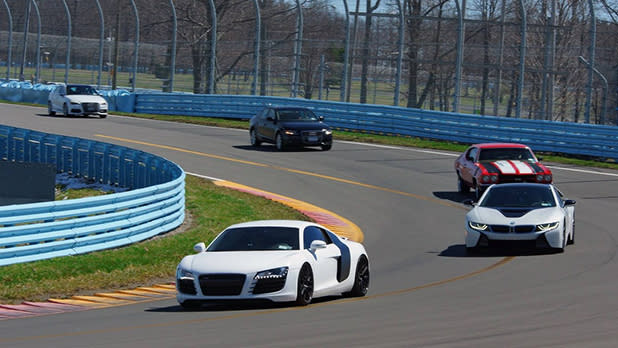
303,226,340,295
50,86,64,110
257,108,276,141
459,147,478,186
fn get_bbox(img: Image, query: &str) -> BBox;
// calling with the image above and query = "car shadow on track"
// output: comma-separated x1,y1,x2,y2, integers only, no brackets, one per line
146,296,343,313
233,145,324,153
439,244,563,258
432,191,474,205
35,113,101,119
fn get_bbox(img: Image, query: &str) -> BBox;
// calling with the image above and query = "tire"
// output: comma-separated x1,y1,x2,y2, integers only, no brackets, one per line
179,300,201,309
250,128,261,146
63,103,69,117
295,264,314,306
275,133,285,151
48,102,56,116
99,114,107,119
347,256,370,297
457,174,469,193
321,144,332,151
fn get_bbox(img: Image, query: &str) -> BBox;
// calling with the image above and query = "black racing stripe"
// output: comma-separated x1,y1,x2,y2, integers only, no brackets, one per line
328,231,351,282
479,162,500,174
528,162,543,173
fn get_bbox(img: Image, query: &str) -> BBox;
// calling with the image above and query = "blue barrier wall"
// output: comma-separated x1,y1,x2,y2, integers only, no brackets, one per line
0,125,185,266
1,82,617,160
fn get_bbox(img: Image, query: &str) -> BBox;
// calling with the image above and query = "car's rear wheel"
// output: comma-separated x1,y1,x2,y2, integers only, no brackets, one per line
250,128,261,146
321,144,332,151
295,264,313,306
347,255,370,297
48,102,56,116
275,133,286,151
457,173,469,193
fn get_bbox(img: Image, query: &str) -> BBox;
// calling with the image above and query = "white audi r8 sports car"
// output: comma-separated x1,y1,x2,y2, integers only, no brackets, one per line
48,84,108,118
465,183,576,253
176,220,370,308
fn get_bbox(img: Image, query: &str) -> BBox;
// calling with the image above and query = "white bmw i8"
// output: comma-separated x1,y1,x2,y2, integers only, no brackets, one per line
465,183,576,253
176,220,370,308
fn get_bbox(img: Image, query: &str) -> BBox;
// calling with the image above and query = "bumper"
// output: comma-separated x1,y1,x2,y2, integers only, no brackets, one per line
282,133,332,147
465,226,564,249
176,270,300,304
68,104,108,116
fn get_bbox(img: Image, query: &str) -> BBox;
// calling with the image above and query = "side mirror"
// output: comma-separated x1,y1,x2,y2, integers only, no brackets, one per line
193,242,206,253
564,199,576,206
309,240,327,251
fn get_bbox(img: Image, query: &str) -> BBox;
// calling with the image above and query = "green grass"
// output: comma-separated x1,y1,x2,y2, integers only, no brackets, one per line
0,176,309,304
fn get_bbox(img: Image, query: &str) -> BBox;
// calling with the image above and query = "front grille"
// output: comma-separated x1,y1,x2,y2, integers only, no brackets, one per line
199,274,246,296
301,130,322,143
490,225,535,234
498,174,537,183
81,102,99,112
252,278,286,295
178,279,197,295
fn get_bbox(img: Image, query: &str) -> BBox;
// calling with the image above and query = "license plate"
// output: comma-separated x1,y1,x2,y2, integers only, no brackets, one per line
308,136,318,142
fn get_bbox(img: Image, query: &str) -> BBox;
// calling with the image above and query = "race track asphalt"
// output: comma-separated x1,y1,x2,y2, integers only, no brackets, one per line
1,103,618,347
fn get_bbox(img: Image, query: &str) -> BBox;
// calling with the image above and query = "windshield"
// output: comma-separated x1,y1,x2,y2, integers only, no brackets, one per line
277,109,318,122
207,227,300,251
480,185,556,208
478,148,536,162
66,85,98,95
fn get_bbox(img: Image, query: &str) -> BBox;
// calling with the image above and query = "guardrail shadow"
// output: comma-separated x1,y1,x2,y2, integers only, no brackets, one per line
233,145,324,153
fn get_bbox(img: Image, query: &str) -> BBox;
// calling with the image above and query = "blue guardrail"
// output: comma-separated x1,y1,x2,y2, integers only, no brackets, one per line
0,125,185,266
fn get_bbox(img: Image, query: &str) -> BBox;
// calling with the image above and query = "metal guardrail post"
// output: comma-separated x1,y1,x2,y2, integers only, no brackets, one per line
250,0,260,96
168,0,177,92
60,0,71,84
1,0,12,81
129,0,139,92
516,0,526,119
584,0,596,124
95,0,104,88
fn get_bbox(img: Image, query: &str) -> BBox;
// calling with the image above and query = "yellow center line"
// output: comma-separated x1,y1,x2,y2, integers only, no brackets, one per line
95,134,464,210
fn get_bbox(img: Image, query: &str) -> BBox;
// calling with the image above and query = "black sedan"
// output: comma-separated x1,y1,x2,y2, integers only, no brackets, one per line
249,106,333,151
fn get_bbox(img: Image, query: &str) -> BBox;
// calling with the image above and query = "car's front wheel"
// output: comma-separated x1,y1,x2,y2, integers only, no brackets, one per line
321,144,332,151
250,128,261,146
100,114,107,119
567,221,575,245
295,264,313,306
48,102,56,116
275,132,286,151
63,103,69,116
347,255,370,297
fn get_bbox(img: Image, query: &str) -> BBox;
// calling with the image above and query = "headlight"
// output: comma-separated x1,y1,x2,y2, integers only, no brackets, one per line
283,129,297,136
323,129,332,135
70,101,80,105
481,175,491,183
468,221,488,231
100,102,107,106
254,267,288,280
536,221,559,232
176,267,194,280
536,174,544,182
544,174,552,182
490,175,498,183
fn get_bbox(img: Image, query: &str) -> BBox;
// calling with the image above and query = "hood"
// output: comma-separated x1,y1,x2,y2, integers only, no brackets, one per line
279,121,330,130
479,160,540,175
467,206,563,224
186,250,300,274
66,95,107,104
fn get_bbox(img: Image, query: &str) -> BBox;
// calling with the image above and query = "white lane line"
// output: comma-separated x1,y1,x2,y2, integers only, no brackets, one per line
185,172,224,181
337,140,618,177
